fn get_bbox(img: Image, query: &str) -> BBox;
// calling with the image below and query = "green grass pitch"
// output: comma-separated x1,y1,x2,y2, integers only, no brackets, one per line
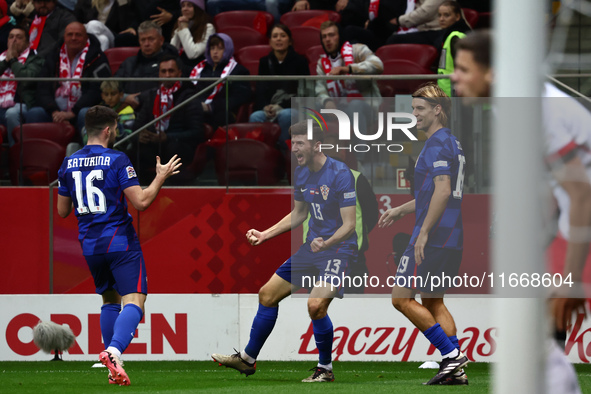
2,360,591,393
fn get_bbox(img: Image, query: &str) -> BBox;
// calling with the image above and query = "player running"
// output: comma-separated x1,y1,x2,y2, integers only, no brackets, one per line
212,121,357,382
379,83,469,385
56,106,181,386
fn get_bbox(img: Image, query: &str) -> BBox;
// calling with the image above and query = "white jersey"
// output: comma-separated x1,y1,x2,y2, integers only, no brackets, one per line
543,82,591,240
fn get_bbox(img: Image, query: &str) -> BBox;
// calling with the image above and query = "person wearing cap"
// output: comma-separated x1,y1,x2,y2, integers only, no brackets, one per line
171,0,215,71
29,0,76,57
189,33,251,128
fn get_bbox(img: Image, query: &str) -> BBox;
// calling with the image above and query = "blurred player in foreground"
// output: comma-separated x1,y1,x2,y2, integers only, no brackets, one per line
452,30,591,393
379,83,469,385
57,106,181,386
212,121,358,382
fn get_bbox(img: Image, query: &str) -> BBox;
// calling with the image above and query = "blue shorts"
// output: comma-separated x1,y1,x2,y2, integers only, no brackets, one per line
395,244,462,293
275,243,355,298
85,250,148,296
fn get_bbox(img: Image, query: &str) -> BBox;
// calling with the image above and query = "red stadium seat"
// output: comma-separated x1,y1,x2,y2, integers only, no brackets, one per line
290,26,321,55
214,10,274,34
376,44,439,70
227,122,281,147
104,47,139,74
0,124,6,144
475,12,492,29
12,123,76,147
379,59,435,96
215,139,283,186
461,8,479,29
280,10,341,28
9,138,66,185
181,124,214,181
216,26,268,53
235,45,271,76
306,45,325,75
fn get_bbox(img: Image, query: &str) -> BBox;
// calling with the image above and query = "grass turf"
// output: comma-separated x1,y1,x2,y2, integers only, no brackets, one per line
1,360,590,393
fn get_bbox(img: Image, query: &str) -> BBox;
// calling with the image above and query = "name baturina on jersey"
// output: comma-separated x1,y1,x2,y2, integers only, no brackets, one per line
67,156,112,169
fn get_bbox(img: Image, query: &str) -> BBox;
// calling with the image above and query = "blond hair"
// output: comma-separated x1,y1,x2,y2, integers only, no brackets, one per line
412,83,452,127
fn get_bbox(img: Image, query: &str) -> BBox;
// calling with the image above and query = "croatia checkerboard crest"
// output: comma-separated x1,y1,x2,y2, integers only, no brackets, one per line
320,185,329,200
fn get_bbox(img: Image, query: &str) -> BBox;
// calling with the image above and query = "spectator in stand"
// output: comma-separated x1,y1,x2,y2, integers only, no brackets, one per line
316,20,382,157
342,0,407,52
0,26,44,146
291,0,337,11
171,0,215,71
133,55,203,184
29,0,76,57
25,22,111,134
436,1,471,96
385,0,445,45
115,21,179,111
190,33,251,128
0,1,16,54
249,24,308,149
139,1,181,42
74,0,140,51
10,0,35,27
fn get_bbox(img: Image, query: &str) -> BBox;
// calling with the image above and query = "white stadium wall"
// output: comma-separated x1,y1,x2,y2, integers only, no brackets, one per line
2,294,590,364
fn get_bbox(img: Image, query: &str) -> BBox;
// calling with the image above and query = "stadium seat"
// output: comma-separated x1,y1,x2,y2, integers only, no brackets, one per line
475,12,492,29
215,139,283,186
306,45,325,75
215,26,268,53
376,44,439,70
379,59,435,96
9,138,66,185
235,45,271,76
214,10,274,34
461,8,479,29
181,124,214,182
12,122,76,147
280,10,341,28
104,47,139,74
227,122,281,147
0,124,6,144
290,26,321,55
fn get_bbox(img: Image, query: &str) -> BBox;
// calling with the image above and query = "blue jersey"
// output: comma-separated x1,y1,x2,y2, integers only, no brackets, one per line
412,128,465,250
294,156,358,254
58,145,141,256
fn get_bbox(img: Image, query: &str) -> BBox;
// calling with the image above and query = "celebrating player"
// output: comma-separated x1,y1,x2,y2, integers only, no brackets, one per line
56,106,181,386
212,121,357,382
379,83,469,385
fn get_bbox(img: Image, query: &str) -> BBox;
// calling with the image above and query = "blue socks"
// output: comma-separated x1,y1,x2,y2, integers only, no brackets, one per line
449,335,460,351
424,323,457,357
244,304,279,360
312,315,334,366
100,303,121,347
109,303,143,353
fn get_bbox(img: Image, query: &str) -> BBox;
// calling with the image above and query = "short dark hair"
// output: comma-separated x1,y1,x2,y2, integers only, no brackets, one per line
159,54,182,70
456,30,491,68
9,26,29,42
320,20,337,32
290,120,324,143
209,35,224,48
85,106,118,138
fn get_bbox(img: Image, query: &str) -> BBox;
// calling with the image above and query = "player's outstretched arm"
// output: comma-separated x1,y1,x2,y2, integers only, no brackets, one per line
124,155,182,211
378,199,415,228
245,201,309,246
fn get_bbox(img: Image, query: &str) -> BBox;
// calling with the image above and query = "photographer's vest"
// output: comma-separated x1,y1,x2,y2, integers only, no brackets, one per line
437,31,466,97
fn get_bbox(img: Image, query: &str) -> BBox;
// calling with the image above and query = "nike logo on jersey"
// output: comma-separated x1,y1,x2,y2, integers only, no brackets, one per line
301,188,307,192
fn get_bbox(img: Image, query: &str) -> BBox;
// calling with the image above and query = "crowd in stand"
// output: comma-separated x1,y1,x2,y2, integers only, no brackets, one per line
0,0,491,186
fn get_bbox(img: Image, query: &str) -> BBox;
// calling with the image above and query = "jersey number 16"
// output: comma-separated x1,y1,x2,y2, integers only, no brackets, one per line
72,170,107,215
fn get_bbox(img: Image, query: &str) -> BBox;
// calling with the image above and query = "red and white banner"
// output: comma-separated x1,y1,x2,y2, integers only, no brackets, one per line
2,295,590,363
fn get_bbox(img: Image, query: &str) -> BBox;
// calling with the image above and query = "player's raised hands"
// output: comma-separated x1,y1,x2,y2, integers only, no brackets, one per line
378,207,404,228
246,229,266,246
156,154,182,179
